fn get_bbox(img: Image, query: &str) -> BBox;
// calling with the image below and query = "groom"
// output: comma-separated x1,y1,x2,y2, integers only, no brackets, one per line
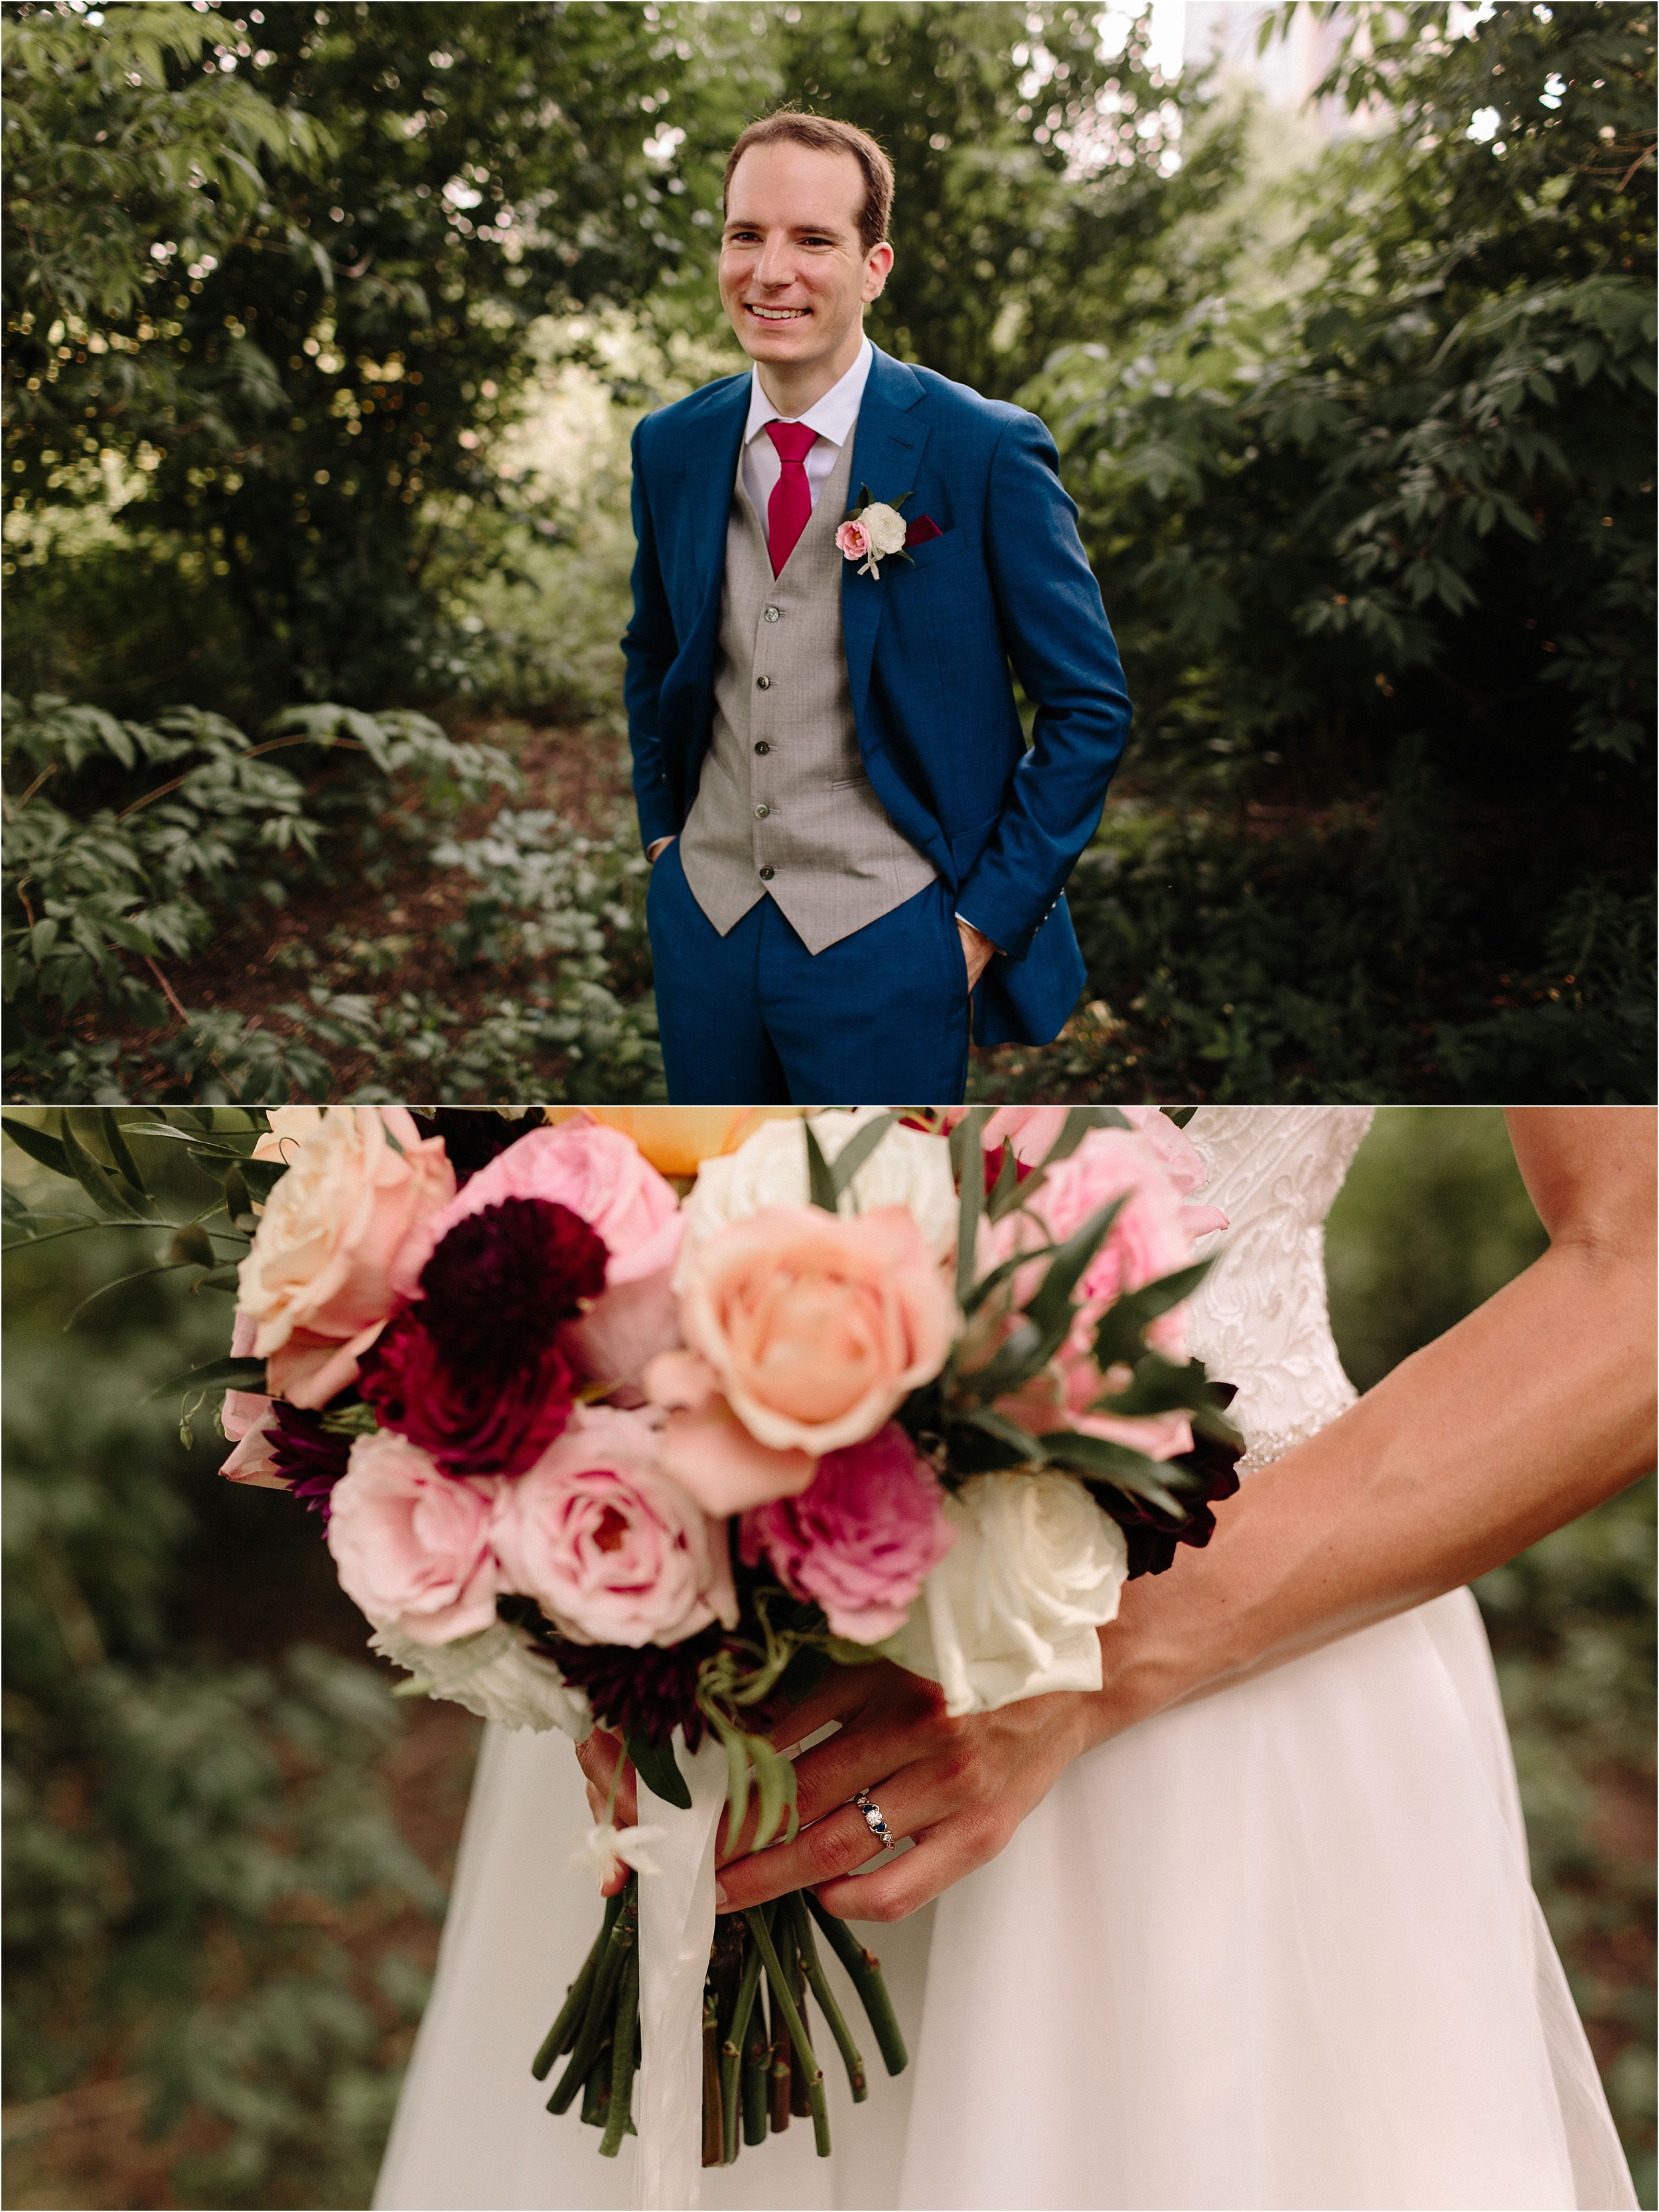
624,110,1132,1104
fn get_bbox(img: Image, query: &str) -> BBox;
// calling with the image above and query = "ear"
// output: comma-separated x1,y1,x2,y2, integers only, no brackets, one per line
863,239,895,303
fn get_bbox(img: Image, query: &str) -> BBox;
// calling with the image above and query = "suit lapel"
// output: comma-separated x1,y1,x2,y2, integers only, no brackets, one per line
681,375,751,637
842,349,929,721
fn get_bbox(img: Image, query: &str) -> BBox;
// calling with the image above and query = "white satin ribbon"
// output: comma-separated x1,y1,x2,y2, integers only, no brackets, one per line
633,1730,729,2211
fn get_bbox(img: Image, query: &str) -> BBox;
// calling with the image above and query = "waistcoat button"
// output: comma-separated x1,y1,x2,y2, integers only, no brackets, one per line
756,675,771,690
763,606,780,623
754,741,770,755
759,866,775,880
754,803,770,819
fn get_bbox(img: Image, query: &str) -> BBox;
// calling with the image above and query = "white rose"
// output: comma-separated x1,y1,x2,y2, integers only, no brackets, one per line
678,1107,958,1275
370,1620,593,1738
885,1470,1127,1717
860,502,908,557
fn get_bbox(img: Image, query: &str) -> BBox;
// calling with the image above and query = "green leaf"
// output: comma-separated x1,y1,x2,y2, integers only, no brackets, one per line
803,1121,838,1214
165,1221,216,1269
827,1111,898,1202
1,1111,72,1182
144,1353,268,1403
1006,1105,1131,1216
624,1728,691,1812
717,1715,751,1838
1035,1432,1187,1515
224,1164,258,1231
60,1111,149,1219
749,1734,798,1849
950,1107,990,1306
99,1109,149,1199
985,1140,1020,1221
1092,1258,1215,1369
1021,1196,1128,1340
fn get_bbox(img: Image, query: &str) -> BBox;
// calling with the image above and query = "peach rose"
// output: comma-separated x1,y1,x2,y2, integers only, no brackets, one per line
645,1353,817,1516
396,1121,681,1295
325,1432,501,1646
544,1107,806,1179
664,1205,955,1457
236,1109,456,1393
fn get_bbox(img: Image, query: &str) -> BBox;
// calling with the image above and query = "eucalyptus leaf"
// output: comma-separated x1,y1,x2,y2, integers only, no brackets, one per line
624,1728,691,1812
1037,1432,1188,1515
144,1353,268,1403
749,1734,798,1850
1,1112,72,1182
827,1111,898,1202
1092,1258,1215,1368
952,1107,989,1306
60,1111,148,1219
803,1123,838,1214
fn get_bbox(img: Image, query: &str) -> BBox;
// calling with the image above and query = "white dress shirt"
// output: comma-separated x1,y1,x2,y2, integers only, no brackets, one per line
739,334,873,521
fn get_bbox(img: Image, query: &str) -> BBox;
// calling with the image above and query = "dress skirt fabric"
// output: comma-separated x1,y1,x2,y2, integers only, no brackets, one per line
372,1107,1635,2212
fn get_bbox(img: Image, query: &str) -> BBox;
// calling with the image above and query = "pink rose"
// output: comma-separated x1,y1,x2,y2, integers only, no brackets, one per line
490,1405,737,1649
220,1393,288,1489
397,1122,682,1296
555,1261,685,1406
997,1128,1211,1359
741,1422,956,1644
668,1205,956,1456
835,518,871,561
325,1432,501,1645
236,1108,456,1388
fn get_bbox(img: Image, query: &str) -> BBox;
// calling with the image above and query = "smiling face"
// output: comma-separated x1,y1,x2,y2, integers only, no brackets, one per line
719,140,895,407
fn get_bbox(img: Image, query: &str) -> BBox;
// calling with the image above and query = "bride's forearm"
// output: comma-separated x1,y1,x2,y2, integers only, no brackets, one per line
1089,1123,1656,1743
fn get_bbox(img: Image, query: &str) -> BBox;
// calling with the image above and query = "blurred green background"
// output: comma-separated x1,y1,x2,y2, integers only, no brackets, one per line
4,1,1653,1106
2,1105,1653,2207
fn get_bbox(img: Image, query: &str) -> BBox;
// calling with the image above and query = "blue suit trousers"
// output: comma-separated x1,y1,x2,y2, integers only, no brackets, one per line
646,840,974,1105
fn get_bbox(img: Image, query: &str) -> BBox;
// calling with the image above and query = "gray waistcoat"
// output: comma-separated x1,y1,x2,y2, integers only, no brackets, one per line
678,431,936,954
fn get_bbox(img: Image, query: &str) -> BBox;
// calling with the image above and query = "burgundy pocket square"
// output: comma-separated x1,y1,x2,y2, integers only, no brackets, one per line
906,514,944,546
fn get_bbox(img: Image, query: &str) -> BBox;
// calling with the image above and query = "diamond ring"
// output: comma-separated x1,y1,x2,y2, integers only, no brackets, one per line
854,1788,897,1847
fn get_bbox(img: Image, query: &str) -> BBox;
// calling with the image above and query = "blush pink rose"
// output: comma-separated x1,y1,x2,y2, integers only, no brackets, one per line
236,1108,456,1384
994,1342,1194,1464
396,1122,682,1296
490,1405,738,1649
555,1261,685,1406
669,1205,956,1456
997,1127,1216,1359
325,1432,501,1645
740,1422,956,1643
835,518,871,561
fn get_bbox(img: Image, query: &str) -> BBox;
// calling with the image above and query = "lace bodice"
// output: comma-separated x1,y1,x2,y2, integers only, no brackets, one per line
1183,1107,1374,1476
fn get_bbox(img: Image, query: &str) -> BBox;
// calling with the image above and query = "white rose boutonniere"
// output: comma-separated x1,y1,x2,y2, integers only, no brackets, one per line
835,484,914,580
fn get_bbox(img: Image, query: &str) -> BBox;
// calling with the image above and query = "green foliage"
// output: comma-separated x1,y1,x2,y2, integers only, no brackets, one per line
1,691,518,1101
2,1119,445,2206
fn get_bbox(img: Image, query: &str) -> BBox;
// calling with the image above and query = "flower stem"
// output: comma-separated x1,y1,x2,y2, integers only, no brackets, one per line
787,1890,867,2101
532,1894,619,2081
768,1908,795,2137
741,1945,772,2147
549,1882,637,2115
701,1986,724,2168
599,1943,641,2158
743,1907,831,2159
804,1892,908,2077
721,1923,764,2164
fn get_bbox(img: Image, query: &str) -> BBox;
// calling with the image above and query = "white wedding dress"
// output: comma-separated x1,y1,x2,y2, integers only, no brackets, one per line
373,1107,1636,2212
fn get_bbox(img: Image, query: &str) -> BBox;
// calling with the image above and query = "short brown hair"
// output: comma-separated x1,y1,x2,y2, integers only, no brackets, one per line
721,109,894,256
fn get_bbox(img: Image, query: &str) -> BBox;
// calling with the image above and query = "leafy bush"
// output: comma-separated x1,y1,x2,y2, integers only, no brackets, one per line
2,1116,449,2206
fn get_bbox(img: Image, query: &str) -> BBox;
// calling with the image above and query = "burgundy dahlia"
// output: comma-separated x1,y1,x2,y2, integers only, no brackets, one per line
268,1402,353,1525
522,1616,725,1751
359,1196,609,1478
1107,1383,1244,1579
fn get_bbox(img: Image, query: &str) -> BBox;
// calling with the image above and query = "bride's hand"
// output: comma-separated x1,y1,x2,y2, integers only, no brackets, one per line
576,1666,1097,1918
713,1660,1095,1923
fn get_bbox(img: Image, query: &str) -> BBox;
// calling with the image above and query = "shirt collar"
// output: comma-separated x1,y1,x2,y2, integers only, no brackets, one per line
743,334,873,450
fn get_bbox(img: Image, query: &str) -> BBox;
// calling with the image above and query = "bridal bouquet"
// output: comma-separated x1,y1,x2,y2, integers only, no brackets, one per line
148,1101,1238,2176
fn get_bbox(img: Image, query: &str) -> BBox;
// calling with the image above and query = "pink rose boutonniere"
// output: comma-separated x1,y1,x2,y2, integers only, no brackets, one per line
836,483,940,580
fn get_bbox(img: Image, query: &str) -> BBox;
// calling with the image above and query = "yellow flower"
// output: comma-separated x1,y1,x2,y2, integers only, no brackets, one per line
541,1107,804,1180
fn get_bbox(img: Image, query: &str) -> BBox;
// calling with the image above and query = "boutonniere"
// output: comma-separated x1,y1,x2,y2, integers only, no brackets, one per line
835,484,912,581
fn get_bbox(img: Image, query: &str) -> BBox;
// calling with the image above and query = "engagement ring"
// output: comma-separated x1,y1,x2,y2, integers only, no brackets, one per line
854,1789,897,1847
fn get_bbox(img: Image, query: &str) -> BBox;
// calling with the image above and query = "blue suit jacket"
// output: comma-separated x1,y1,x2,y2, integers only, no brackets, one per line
621,344,1131,1048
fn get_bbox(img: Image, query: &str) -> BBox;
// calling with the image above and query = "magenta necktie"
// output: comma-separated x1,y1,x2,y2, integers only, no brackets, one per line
764,419,817,577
